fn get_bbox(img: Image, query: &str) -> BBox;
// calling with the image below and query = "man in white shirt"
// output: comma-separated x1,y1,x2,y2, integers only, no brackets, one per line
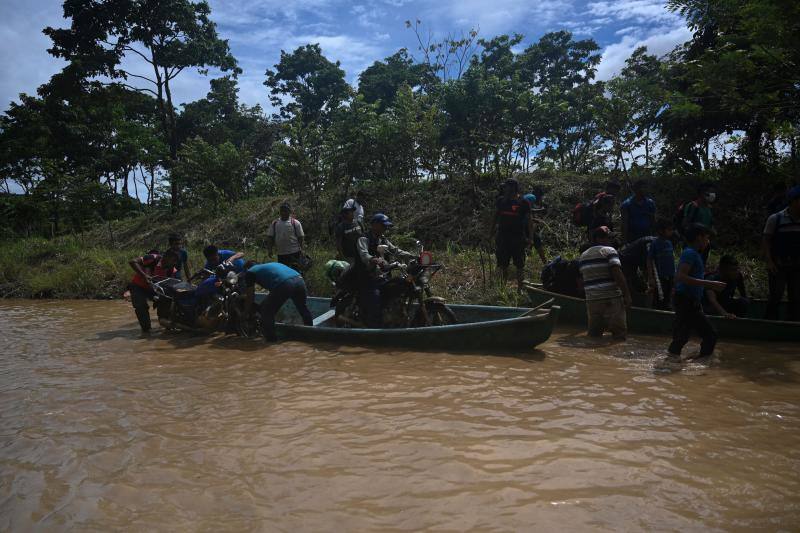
343,190,366,224
267,202,305,267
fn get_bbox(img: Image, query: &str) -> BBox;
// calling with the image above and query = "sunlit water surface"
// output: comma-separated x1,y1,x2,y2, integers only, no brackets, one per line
1,300,799,531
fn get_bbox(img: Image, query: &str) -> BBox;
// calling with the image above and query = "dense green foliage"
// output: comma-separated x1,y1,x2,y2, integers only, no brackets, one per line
1,0,798,241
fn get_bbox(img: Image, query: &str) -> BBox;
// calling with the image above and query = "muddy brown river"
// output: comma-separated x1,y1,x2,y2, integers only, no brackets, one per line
1,300,799,530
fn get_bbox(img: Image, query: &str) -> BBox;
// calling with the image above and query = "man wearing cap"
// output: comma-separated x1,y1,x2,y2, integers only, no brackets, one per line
490,178,531,291
578,226,632,340
354,213,414,327
762,185,800,321
267,202,306,267
334,204,363,262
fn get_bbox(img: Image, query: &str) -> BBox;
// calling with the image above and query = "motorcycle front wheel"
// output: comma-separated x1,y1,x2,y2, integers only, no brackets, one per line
414,302,457,327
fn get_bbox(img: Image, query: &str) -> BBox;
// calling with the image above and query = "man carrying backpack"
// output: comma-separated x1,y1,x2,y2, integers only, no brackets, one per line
490,178,531,292
676,182,716,262
267,202,306,269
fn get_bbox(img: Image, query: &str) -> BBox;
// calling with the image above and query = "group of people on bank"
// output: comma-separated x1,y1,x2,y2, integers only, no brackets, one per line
126,178,800,355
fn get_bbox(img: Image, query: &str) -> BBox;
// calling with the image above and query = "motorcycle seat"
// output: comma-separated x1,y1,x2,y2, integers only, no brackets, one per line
164,280,197,299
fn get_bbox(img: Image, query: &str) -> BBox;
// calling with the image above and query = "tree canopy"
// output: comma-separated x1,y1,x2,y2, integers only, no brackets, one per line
1,0,797,238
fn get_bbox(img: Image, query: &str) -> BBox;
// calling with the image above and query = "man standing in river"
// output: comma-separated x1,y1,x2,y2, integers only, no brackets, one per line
127,250,179,333
668,224,727,360
244,261,313,341
579,226,632,340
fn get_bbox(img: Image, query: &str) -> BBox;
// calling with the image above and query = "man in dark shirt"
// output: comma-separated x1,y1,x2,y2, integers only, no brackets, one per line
587,192,616,241
334,205,363,262
490,178,531,292
168,234,192,280
619,235,657,293
704,255,748,318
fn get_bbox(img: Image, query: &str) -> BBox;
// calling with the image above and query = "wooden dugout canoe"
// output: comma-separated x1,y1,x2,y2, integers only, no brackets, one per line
254,295,560,352
524,283,800,343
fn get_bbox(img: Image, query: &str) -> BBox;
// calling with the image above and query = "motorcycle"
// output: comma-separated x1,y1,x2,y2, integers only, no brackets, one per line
331,241,457,328
151,265,250,336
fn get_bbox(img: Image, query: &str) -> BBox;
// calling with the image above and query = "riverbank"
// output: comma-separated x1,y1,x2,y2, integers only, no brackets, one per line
0,171,774,302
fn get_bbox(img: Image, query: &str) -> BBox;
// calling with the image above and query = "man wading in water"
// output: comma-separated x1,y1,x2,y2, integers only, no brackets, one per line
668,224,727,361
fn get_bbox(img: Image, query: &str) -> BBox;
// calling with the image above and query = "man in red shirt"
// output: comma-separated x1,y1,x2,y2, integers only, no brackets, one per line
128,250,179,332
490,178,531,292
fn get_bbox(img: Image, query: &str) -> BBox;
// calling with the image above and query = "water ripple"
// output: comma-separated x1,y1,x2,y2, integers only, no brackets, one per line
0,299,799,530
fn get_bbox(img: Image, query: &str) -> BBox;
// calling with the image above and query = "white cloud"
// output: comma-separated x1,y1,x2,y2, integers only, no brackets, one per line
0,0,66,107
596,24,691,80
614,26,641,36
287,34,383,80
425,0,574,36
588,0,680,24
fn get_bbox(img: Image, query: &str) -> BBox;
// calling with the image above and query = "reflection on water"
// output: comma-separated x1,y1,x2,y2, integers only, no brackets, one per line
1,300,799,530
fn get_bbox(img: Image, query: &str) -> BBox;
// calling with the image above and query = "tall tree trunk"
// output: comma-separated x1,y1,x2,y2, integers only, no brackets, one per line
164,70,179,211
121,168,129,196
746,122,762,171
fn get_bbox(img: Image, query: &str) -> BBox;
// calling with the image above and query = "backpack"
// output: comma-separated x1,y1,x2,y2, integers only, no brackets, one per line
571,202,594,226
673,200,698,233
541,256,583,297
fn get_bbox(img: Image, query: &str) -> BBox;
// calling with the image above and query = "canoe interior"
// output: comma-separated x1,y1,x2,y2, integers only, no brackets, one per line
255,294,536,326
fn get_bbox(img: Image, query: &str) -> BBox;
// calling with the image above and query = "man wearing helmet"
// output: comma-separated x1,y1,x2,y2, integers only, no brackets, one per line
354,213,415,327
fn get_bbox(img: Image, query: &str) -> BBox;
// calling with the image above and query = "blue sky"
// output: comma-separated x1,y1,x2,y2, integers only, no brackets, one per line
0,0,692,112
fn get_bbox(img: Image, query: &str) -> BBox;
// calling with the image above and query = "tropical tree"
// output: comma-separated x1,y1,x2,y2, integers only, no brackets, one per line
44,0,239,207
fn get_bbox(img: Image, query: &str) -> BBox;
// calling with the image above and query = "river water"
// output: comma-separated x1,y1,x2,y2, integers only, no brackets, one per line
1,300,799,531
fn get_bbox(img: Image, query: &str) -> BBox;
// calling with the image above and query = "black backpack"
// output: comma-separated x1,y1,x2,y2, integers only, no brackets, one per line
541,256,583,297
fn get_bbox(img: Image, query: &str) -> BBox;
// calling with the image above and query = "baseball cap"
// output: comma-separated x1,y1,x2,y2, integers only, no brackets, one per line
370,213,393,226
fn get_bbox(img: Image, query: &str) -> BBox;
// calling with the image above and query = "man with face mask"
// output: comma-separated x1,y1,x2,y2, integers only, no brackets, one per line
682,182,716,262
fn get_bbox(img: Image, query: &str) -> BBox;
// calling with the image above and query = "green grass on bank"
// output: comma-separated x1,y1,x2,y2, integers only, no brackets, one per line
0,233,769,302
0,236,544,304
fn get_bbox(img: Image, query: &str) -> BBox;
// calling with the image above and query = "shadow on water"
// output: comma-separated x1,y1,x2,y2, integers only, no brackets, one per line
92,327,146,341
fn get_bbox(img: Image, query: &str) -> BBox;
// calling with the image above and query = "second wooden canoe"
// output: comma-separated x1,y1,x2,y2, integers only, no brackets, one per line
524,283,800,343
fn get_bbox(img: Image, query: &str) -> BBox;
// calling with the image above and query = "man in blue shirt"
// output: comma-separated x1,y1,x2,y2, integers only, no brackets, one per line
244,262,313,341
203,245,245,273
620,180,656,243
668,224,728,360
646,219,676,310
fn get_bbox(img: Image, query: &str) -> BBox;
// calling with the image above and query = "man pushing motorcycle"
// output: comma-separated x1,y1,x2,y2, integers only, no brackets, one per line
354,213,416,328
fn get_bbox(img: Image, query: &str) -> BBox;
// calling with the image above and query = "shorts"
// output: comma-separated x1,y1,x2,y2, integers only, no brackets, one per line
496,233,525,269
586,296,627,339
